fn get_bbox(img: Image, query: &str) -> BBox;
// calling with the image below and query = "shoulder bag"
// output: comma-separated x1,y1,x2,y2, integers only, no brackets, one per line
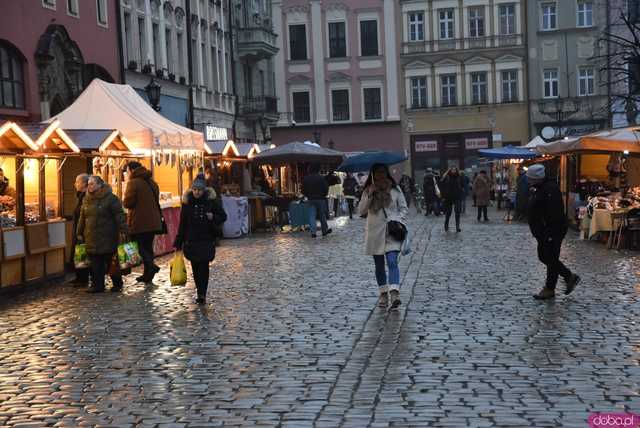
382,198,407,242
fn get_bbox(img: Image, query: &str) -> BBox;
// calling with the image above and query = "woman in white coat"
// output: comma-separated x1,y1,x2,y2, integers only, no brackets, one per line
358,164,409,309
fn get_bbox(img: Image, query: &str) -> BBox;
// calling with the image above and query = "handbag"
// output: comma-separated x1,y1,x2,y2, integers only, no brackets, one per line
144,179,168,235
382,207,407,242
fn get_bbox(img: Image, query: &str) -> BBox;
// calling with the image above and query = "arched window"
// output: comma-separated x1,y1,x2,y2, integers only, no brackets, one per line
0,43,25,109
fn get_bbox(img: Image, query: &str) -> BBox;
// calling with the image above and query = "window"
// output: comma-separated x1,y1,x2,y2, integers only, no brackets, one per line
439,9,455,39
408,12,424,42
468,7,484,38
543,69,559,98
331,89,350,121
363,87,382,120
541,3,557,30
0,45,25,109
166,29,173,74
177,32,185,77
124,12,133,63
97,0,108,25
67,0,79,16
499,4,516,35
138,17,146,61
289,24,307,60
501,70,518,102
360,20,379,56
471,72,488,104
410,77,427,109
441,74,457,106
328,22,346,58
578,67,595,96
201,42,208,85
577,1,593,27
293,91,310,123
42,0,56,9
153,23,161,66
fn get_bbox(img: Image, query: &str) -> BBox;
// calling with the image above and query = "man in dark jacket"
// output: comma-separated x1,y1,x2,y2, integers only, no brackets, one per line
77,176,128,293
440,167,464,232
422,168,440,216
527,164,580,300
514,167,529,221
302,165,331,238
72,173,89,287
342,173,358,219
123,161,163,284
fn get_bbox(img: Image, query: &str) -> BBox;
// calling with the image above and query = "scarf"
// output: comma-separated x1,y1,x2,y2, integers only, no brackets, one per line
369,178,392,213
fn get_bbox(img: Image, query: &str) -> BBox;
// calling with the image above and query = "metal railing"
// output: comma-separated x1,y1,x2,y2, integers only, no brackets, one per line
402,34,522,54
240,96,278,115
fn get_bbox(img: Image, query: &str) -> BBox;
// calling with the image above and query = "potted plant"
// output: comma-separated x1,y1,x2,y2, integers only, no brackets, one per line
127,60,138,71
155,68,164,78
142,63,152,74
168,72,176,82
179,76,186,85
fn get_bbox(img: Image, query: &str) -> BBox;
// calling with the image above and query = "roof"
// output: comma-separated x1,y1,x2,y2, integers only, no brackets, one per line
205,141,227,155
48,78,204,152
0,121,39,152
538,127,640,155
64,129,133,152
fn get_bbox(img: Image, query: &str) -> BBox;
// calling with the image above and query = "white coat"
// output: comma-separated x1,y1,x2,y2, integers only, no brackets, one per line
358,187,409,256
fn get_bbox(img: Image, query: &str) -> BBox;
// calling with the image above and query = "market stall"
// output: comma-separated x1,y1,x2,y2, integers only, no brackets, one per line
537,127,640,246
48,78,205,255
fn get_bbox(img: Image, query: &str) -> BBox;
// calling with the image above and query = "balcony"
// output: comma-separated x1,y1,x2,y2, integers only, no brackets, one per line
240,96,279,120
402,34,523,55
237,27,279,62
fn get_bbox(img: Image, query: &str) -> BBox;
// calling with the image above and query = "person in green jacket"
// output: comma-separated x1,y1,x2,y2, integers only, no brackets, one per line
77,175,128,293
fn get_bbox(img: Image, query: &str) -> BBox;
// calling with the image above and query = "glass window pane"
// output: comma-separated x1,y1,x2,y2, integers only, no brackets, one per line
24,158,40,224
45,159,60,219
0,157,17,228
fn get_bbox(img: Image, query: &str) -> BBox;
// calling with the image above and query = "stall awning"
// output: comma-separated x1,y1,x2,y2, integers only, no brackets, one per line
252,141,345,166
538,127,640,155
63,129,134,153
478,145,538,160
48,78,204,152
0,121,40,152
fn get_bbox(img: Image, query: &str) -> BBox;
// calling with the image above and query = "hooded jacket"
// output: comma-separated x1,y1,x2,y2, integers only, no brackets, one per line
77,185,128,255
123,166,163,235
440,173,464,201
527,179,568,240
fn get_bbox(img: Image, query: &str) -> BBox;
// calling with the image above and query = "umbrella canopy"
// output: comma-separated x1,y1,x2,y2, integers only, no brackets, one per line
252,141,344,166
537,127,640,155
336,151,407,173
478,145,538,160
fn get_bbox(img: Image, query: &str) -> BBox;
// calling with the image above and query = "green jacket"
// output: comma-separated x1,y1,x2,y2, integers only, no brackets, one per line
77,185,128,255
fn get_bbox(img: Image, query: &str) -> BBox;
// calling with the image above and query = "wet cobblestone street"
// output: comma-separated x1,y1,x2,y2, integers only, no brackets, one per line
0,207,639,427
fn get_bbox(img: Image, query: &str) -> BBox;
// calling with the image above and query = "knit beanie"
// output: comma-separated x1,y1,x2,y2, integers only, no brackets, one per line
526,164,545,180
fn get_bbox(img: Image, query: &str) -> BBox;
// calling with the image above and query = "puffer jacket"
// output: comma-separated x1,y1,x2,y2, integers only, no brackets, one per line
77,185,128,255
123,166,162,234
528,179,568,240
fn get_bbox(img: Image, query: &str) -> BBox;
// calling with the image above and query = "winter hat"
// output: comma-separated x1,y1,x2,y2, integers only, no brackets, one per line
526,164,545,180
192,173,206,190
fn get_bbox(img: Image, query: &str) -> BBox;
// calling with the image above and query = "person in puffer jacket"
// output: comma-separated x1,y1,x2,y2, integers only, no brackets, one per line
174,174,227,304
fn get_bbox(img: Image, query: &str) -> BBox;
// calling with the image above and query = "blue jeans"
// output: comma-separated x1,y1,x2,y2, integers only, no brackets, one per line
307,199,328,235
373,251,400,291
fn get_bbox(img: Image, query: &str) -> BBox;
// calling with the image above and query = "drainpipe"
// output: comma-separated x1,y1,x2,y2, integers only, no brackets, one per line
115,0,126,83
228,0,239,140
186,0,195,129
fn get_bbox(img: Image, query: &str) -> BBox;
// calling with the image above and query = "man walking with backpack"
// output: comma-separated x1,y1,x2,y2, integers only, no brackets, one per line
123,161,164,285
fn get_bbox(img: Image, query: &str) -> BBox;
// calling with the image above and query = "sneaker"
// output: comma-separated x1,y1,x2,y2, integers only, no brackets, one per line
378,292,389,308
533,287,555,300
389,290,401,309
322,229,333,237
565,274,581,295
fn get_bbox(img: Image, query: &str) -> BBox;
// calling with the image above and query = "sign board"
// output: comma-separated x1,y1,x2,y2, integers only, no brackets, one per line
465,137,489,150
415,141,438,152
492,133,503,143
205,125,229,141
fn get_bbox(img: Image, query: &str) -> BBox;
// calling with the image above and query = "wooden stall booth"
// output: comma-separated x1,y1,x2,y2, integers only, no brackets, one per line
0,121,79,289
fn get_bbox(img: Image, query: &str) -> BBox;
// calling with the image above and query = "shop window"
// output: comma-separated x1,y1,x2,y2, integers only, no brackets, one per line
24,158,41,224
359,19,379,56
0,44,25,110
0,157,17,228
44,159,60,219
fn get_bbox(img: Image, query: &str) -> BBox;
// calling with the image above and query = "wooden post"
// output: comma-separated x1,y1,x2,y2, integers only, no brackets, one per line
39,158,46,221
57,158,63,218
15,157,24,227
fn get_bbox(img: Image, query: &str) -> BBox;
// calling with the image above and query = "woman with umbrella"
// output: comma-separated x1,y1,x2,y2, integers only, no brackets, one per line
357,163,408,310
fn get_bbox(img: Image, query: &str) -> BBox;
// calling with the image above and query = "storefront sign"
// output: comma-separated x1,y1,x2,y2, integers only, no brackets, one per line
465,137,489,150
415,141,438,152
205,125,228,141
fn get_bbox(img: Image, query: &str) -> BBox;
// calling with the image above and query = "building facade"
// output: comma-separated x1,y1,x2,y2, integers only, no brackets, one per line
527,0,609,138
399,0,529,181
269,0,402,155
0,0,120,122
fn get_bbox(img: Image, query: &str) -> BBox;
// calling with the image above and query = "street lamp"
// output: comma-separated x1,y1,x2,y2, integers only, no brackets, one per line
145,78,162,111
537,98,578,139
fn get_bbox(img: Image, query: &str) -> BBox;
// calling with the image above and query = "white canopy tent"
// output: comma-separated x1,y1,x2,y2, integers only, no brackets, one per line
48,79,204,152
525,136,547,149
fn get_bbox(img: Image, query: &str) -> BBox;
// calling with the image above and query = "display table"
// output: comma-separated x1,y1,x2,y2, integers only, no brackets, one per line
588,208,627,239
222,196,249,238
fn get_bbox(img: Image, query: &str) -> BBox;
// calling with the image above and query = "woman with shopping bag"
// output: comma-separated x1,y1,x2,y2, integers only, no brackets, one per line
174,174,227,304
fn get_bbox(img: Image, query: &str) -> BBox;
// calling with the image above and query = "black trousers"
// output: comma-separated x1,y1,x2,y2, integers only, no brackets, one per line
132,232,156,280
443,199,462,228
191,260,210,298
89,253,122,290
477,206,488,221
75,267,89,284
346,198,354,218
537,237,572,289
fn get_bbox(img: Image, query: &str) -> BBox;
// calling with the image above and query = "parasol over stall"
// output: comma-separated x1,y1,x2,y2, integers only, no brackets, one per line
336,150,407,173
252,141,344,166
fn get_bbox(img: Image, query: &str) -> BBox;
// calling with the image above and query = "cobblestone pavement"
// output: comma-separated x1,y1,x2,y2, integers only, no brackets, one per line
0,205,639,427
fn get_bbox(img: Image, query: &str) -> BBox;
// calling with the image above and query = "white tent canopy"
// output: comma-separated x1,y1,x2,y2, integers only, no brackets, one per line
48,79,204,152
525,136,547,148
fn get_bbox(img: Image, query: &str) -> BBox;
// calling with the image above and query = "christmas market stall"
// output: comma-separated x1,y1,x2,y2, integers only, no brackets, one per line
537,127,640,248
48,78,205,255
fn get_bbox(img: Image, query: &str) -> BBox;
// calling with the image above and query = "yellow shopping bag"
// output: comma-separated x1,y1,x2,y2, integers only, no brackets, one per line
169,251,187,286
